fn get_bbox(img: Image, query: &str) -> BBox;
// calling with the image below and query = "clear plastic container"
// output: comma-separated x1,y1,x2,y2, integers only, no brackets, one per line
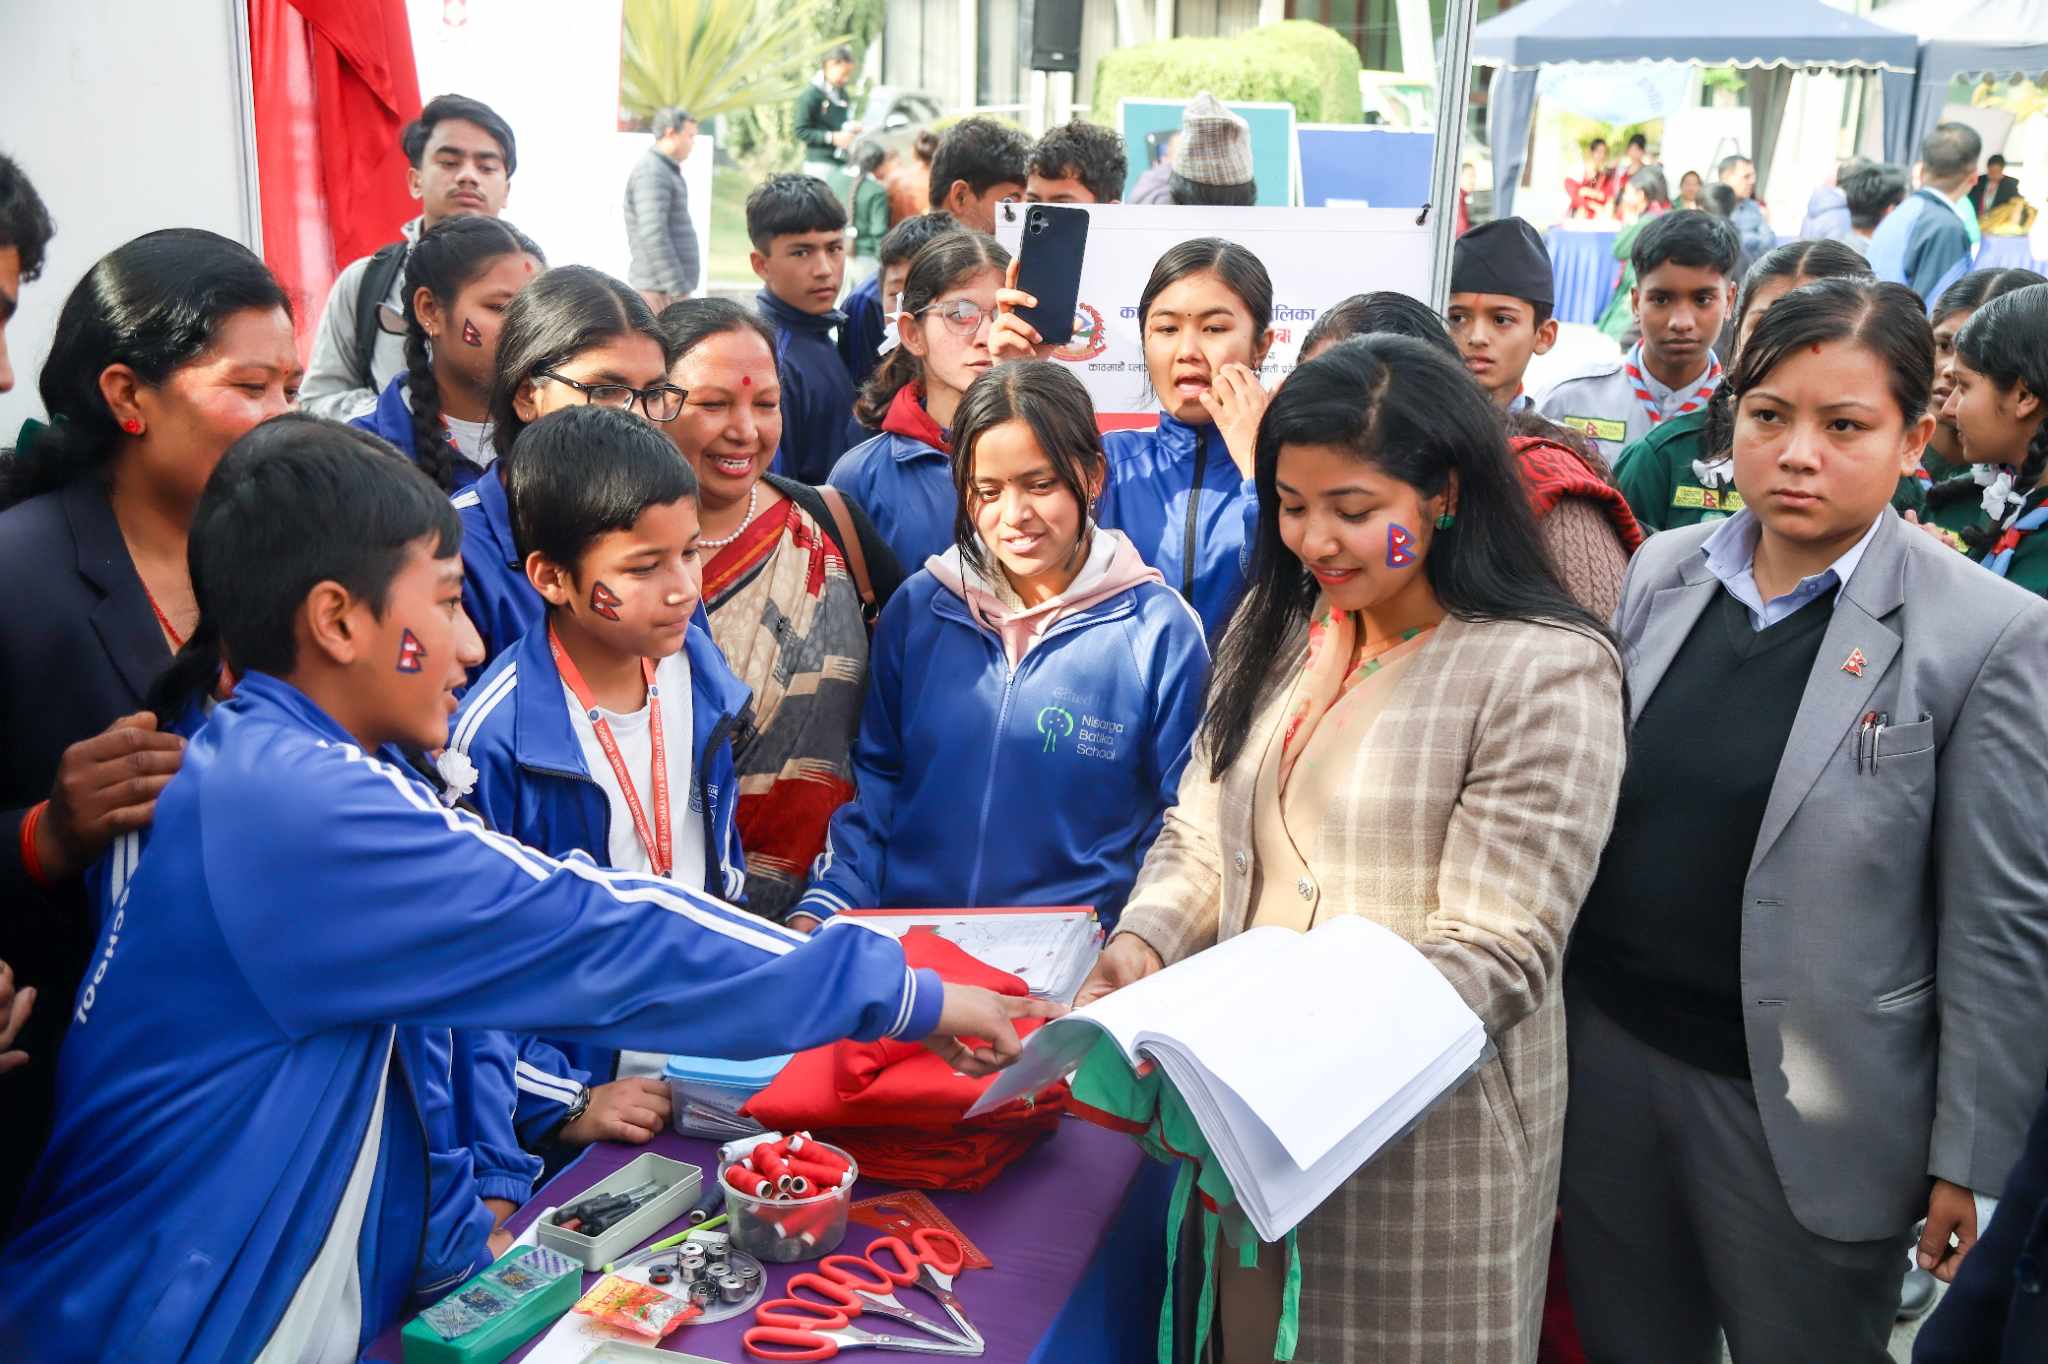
662,1052,789,1140
720,1141,857,1263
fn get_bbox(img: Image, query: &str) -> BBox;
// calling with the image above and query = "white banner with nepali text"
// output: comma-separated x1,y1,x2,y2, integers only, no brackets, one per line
993,203,1434,430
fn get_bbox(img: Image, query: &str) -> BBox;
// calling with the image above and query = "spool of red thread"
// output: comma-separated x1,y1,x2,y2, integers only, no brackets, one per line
724,1163,773,1198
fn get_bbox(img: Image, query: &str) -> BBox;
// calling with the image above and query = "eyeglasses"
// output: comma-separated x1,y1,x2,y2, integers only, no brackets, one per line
537,371,688,423
917,299,995,337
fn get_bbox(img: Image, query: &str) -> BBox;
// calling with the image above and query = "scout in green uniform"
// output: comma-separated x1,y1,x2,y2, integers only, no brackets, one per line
1615,239,1921,532
1921,283,2048,596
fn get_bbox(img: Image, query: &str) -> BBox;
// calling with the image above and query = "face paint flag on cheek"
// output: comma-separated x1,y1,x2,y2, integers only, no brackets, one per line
461,317,484,347
1386,523,1418,569
590,581,624,621
396,628,427,673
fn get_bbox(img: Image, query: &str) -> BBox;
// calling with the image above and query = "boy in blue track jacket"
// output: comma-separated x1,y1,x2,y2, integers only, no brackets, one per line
800,362,1207,930
453,406,752,1147
748,173,858,484
0,415,1052,1364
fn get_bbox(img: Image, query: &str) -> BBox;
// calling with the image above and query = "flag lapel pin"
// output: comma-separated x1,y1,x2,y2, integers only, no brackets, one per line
1841,648,1867,677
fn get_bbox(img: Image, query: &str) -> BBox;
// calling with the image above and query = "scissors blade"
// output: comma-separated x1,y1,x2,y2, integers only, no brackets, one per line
916,1268,983,1347
840,1322,984,1355
853,1290,977,1347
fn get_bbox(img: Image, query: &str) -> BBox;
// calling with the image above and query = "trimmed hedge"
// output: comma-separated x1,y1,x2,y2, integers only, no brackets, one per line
1092,20,1365,126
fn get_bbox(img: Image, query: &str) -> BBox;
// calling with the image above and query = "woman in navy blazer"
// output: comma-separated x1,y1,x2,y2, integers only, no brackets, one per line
0,228,297,1223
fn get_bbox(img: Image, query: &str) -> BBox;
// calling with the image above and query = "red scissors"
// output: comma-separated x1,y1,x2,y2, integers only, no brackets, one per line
860,1229,982,1349
743,1291,980,1358
802,1247,973,1345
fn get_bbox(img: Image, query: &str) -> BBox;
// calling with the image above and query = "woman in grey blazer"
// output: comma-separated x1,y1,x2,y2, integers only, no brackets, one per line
1562,278,2048,1362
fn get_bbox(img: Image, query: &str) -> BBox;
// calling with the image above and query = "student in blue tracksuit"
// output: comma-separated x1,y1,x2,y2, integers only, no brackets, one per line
833,229,1009,567
453,405,752,1155
351,216,544,493
747,173,857,483
0,415,1053,1364
841,210,962,438
993,238,1275,637
798,361,1207,929
455,265,683,673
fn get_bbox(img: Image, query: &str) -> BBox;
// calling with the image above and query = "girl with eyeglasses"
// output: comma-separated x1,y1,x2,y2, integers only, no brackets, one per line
455,266,682,673
832,230,1008,566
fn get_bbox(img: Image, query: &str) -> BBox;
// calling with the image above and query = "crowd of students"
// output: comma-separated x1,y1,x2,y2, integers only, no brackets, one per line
1,84,2046,1364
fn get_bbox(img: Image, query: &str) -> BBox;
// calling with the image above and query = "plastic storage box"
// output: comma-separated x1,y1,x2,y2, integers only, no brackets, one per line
663,1052,789,1140
535,1152,702,1271
722,1140,858,1262
401,1243,582,1364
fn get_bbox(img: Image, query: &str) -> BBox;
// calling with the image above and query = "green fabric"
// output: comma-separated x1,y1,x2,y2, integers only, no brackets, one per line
1929,478,1990,538
1922,444,1966,486
851,177,890,258
1612,409,1728,531
1596,220,1646,343
1071,1033,1299,1363
1891,475,1927,518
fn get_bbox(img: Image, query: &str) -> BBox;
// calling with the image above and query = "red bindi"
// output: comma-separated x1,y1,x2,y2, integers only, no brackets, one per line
741,375,752,386
1812,343,1823,353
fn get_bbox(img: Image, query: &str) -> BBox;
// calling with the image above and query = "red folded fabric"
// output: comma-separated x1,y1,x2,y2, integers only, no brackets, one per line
742,927,1066,1190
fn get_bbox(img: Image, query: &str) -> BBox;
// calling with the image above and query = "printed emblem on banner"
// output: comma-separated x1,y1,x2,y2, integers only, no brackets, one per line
396,628,427,674
1051,303,1108,363
1567,416,1627,444
1036,705,1075,754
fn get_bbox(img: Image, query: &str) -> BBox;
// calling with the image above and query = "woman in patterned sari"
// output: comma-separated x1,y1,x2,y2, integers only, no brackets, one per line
656,299,902,925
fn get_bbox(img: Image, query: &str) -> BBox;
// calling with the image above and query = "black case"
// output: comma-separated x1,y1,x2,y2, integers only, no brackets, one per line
1008,202,1090,346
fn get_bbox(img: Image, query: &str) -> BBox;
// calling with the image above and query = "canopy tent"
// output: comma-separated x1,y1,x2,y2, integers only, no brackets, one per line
1873,0,2048,161
1474,0,1919,218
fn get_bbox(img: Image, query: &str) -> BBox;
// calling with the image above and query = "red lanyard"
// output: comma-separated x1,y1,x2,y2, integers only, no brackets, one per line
1625,351,1721,427
548,625,671,877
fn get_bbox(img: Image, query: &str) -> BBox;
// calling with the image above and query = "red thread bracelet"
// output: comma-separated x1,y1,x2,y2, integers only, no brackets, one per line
19,799,54,889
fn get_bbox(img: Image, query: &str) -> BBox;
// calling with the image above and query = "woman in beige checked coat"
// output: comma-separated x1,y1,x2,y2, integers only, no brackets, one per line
1078,337,1629,1363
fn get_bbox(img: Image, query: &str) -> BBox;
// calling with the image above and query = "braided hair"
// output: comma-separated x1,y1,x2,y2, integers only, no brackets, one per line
1951,284,2048,551
1921,269,2048,524
399,216,544,491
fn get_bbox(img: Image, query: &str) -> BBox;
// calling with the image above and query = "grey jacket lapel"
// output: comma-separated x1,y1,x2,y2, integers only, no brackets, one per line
1626,559,1720,724
1748,514,1908,873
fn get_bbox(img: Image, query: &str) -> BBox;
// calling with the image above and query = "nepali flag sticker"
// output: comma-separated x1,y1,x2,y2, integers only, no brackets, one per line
1386,522,1418,569
396,627,427,674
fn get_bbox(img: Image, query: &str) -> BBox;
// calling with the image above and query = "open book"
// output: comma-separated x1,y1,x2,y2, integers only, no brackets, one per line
966,915,1488,1240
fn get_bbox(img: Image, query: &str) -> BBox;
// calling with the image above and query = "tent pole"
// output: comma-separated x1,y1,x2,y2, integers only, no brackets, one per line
1426,0,1478,311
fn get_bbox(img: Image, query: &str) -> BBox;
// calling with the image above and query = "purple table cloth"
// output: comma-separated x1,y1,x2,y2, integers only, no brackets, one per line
367,1116,1145,1363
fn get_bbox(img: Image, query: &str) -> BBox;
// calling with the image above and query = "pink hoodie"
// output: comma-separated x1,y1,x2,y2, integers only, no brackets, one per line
925,528,1164,668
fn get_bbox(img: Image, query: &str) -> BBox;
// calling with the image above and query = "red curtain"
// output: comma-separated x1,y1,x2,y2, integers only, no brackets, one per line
249,0,422,361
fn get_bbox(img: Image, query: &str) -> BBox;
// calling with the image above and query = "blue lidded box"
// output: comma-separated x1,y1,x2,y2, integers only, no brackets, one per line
662,1052,791,1139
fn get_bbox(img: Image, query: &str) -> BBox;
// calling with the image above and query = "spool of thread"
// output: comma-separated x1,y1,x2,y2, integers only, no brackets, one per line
751,1143,792,1183
786,1156,853,1190
724,1164,773,1198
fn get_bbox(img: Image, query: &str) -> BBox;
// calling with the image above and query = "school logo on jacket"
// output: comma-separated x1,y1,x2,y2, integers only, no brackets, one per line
1037,705,1075,753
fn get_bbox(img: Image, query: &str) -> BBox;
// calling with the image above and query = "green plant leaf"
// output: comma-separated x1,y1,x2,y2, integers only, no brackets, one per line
621,0,852,122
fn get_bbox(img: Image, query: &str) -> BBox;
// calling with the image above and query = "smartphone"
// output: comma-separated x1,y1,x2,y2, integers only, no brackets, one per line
1011,203,1089,347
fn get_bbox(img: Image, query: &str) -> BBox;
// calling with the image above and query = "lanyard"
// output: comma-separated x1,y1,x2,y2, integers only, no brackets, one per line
548,625,671,877
1625,349,1720,428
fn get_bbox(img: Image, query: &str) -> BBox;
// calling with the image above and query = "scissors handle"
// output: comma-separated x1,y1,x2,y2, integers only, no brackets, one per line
909,1228,966,1276
822,1250,905,1294
785,1273,865,1313
755,1296,851,1331
743,1325,840,1360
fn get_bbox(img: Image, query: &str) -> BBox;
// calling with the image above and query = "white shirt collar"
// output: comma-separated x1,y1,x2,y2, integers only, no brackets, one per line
1701,507,1885,626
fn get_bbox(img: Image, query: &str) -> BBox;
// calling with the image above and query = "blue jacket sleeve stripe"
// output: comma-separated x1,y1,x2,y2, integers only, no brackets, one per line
357,744,807,956
513,1059,582,1104
452,663,518,754
451,487,482,510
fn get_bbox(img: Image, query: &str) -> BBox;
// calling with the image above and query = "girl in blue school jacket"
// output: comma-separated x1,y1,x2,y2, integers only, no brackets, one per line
454,265,680,673
0,418,1038,1364
350,216,545,494
992,238,1276,639
830,231,1011,568
797,361,1208,930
